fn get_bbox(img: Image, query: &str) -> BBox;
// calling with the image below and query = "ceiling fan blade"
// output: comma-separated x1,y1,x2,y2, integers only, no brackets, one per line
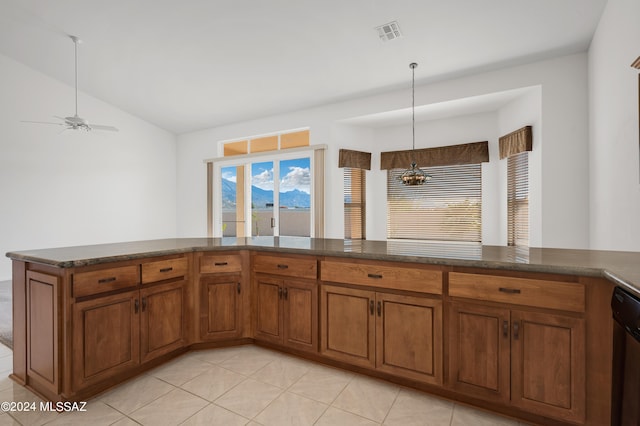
90,124,119,132
21,120,64,126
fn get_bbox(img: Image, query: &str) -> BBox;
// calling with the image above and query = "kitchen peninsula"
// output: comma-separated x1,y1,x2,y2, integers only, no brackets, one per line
7,237,639,426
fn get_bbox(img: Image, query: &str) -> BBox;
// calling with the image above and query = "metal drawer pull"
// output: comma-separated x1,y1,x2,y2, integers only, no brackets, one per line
499,287,521,294
214,262,228,266
98,277,116,284
277,264,289,269
159,267,173,273
367,273,383,279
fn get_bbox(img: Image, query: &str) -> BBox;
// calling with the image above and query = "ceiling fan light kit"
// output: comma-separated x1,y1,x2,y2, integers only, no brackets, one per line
22,35,118,132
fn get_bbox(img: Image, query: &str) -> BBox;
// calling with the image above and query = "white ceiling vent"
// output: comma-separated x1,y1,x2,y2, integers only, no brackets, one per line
376,21,403,42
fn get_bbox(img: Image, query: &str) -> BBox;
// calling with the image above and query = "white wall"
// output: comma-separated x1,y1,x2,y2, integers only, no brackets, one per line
0,53,178,280
177,53,589,249
588,0,640,251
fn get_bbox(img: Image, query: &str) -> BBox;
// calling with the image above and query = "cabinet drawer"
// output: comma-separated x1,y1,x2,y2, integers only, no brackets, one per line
200,254,242,274
448,272,585,313
142,257,189,284
73,265,139,298
253,254,317,279
320,260,442,295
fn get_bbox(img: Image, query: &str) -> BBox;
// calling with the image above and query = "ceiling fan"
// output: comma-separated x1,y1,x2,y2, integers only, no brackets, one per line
23,35,118,132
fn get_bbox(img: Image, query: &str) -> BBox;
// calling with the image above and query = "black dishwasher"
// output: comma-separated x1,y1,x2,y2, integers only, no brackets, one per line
611,286,640,425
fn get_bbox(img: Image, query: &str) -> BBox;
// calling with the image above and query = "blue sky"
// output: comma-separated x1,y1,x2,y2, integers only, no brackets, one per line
221,157,311,194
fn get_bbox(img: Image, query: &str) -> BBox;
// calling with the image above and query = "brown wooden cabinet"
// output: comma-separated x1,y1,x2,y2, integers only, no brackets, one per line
71,257,188,393
10,246,613,425
198,253,245,342
140,280,187,363
449,301,585,423
448,302,511,403
252,253,318,352
72,289,140,391
320,284,443,385
200,274,242,341
511,310,585,423
254,275,318,352
320,285,375,368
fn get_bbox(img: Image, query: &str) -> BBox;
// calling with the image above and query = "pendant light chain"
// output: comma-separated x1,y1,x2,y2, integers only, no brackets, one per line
412,62,415,152
400,62,432,186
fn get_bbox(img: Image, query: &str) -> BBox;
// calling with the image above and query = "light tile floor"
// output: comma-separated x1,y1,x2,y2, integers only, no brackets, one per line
0,343,530,425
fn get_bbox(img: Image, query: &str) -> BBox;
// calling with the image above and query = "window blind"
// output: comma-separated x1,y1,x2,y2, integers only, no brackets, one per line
507,151,529,246
387,164,481,242
344,168,366,239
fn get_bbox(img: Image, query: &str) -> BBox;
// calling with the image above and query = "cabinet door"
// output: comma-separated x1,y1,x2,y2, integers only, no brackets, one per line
283,279,317,352
449,302,510,403
376,293,442,385
72,290,140,391
511,310,585,423
255,276,283,344
200,274,242,341
320,285,375,368
140,280,186,363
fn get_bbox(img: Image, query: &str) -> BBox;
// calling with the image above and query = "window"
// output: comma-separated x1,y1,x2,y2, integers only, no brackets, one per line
507,151,529,246
222,129,309,156
387,164,482,242
344,168,366,239
216,129,312,237
207,129,325,238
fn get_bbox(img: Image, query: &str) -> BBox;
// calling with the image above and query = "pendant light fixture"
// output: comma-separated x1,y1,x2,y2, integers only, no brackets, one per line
400,62,431,186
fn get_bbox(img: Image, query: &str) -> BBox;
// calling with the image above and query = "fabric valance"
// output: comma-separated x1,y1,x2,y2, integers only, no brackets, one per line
338,149,371,170
380,141,489,170
499,126,532,159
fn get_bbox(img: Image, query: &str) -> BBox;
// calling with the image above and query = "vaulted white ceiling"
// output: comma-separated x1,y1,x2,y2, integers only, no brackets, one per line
0,0,607,134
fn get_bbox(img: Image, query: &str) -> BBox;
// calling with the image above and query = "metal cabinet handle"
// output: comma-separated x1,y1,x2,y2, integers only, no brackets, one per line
503,320,509,338
499,287,521,294
214,262,228,266
134,299,139,314
142,297,147,312
237,282,241,294
283,287,288,300
367,273,383,279
98,277,116,284
277,264,289,269
159,267,173,273
278,287,283,299
513,321,520,340
377,301,382,317
369,300,374,315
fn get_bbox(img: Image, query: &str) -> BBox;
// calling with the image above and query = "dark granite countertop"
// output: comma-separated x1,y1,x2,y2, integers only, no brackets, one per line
6,237,640,296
